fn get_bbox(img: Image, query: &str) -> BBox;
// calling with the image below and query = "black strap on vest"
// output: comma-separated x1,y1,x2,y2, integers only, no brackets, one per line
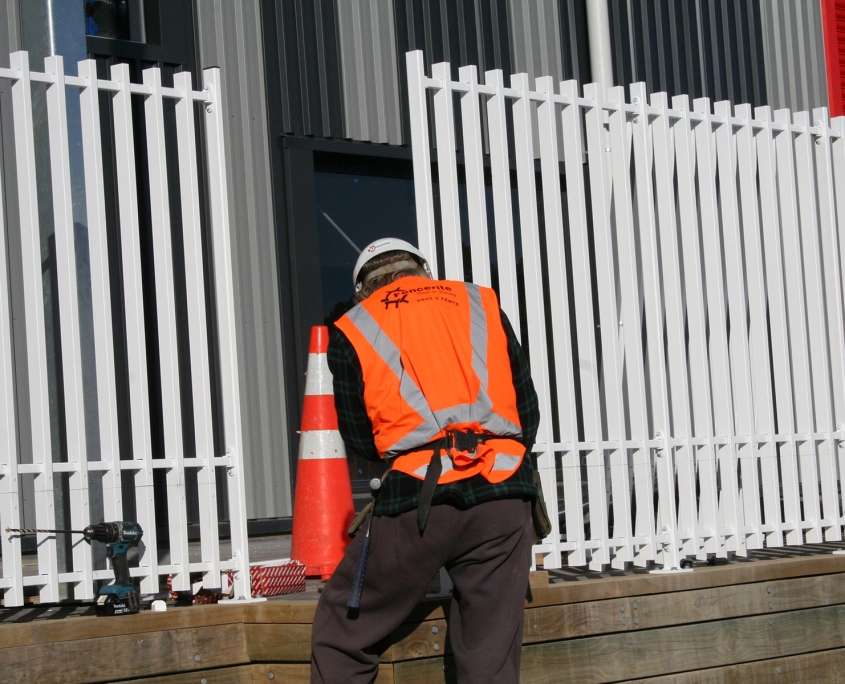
416,430,486,535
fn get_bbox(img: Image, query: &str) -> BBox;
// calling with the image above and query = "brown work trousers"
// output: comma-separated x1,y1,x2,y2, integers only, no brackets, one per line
310,497,533,684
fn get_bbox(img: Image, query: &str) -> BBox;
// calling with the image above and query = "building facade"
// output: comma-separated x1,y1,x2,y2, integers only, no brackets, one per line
0,0,838,528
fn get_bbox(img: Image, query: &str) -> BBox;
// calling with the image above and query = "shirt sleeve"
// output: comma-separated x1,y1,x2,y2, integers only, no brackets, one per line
327,324,382,462
499,309,540,453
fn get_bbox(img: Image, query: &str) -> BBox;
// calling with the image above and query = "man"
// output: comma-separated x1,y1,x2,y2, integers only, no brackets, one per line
311,237,540,684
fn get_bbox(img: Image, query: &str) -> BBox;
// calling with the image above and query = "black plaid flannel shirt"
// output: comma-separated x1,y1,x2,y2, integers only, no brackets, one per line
328,306,540,517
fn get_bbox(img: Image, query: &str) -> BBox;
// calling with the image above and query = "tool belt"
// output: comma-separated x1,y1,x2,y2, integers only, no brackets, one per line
348,431,553,542
414,430,491,535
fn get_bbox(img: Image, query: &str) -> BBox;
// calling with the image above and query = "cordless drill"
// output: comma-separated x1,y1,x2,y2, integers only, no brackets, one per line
84,521,143,615
6,520,143,615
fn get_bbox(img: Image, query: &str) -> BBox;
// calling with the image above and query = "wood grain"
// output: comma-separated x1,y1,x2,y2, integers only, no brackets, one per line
621,647,845,683
0,624,249,684
130,664,254,683
0,603,246,649
244,600,318,624
387,572,845,661
391,604,845,683
528,555,845,609
244,623,312,662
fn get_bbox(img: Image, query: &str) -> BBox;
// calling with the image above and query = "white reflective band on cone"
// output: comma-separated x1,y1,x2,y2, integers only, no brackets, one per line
298,430,347,459
304,353,334,396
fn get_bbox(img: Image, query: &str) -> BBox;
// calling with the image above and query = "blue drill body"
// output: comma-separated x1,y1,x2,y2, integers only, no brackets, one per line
84,521,143,615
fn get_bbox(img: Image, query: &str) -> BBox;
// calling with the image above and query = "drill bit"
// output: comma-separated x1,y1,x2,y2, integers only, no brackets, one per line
5,527,86,535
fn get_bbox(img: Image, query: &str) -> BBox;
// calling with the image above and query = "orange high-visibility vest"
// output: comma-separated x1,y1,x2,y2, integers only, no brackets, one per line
335,276,525,484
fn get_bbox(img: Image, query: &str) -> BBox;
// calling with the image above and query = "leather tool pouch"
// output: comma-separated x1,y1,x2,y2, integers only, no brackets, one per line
531,466,553,544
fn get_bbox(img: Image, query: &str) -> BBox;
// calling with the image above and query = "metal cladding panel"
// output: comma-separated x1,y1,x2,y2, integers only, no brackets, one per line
394,0,518,148
267,0,345,139
195,0,293,519
609,0,767,108
508,0,564,83
336,0,402,144
507,0,591,85
761,0,829,112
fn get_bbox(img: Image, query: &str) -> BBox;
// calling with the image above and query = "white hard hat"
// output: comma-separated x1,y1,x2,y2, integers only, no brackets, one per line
352,237,432,291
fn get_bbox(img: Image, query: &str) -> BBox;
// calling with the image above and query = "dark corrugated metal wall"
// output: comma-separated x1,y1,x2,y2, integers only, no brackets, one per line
261,0,592,146
263,0,345,139
609,0,768,108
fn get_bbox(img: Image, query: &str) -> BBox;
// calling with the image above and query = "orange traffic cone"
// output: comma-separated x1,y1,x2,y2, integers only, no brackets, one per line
290,326,355,579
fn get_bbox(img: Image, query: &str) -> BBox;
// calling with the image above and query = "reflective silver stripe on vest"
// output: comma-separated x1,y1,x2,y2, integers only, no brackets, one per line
492,453,521,472
346,305,442,448
413,455,454,478
467,283,488,389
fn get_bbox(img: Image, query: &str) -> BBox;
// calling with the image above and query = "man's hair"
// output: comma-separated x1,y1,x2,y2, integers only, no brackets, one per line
355,250,428,302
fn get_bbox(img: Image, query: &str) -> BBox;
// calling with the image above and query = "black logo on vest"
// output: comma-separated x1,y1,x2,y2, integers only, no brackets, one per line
381,286,409,309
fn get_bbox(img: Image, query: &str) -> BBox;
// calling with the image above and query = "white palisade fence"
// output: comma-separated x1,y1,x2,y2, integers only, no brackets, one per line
0,52,252,605
407,49,845,571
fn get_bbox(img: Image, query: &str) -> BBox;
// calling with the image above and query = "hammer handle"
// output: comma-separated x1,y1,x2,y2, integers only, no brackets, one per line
346,536,370,610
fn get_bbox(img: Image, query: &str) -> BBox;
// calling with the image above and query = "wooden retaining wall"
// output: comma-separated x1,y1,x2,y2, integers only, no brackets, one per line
3,554,845,683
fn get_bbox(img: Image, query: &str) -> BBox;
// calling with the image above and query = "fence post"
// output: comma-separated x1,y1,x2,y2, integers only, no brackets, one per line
45,54,94,598
0,80,23,606
111,61,159,594
174,70,222,588
10,50,59,602
405,51,437,273
202,67,253,601
78,58,122,525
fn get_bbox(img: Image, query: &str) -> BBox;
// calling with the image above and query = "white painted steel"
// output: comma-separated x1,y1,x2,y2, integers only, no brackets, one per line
484,69,520,335
788,112,842,541
734,103,769,551
810,108,845,540
673,95,718,560
174,70,221,588
694,98,743,557
458,65,491,287
405,52,437,274
536,76,589,567
604,84,645,567
650,91,697,560
713,100,756,555
10,51,59,602
0,53,251,606
78,59,122,524
405,51,845,568
45,55,94,599
143,66,190,591
627,84,681,571
432,62,463,281
0,97,23,606
511,72,560,569
111,62,159,595
203,67,254,601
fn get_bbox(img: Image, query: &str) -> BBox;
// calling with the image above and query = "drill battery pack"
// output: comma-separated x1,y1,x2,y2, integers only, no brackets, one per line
96,586,140,616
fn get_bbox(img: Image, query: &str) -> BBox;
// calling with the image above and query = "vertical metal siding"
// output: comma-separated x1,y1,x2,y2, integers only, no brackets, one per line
269,0,344,139
508,0,565,83
395,0,517,146
609,0,767,107
760,0,829,112
194,0,293,519
336,0,402,144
